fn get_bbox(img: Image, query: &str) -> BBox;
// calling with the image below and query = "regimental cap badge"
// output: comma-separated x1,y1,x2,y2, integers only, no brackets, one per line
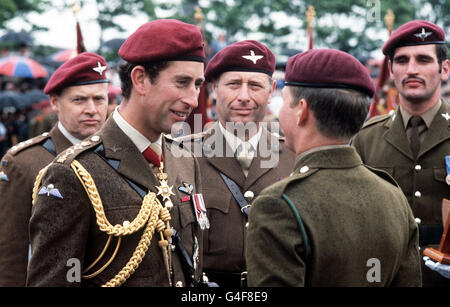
93,61,107,75
242,50,264,64
414,28,432,41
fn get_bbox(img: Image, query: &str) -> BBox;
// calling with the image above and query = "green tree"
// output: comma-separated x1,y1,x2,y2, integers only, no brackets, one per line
0,0,49,30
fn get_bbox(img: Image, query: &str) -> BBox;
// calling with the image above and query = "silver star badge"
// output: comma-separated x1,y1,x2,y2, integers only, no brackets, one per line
242,50,264,64
414,28,432,41
92,61,107,75
156,180,175,202
442,113,450,121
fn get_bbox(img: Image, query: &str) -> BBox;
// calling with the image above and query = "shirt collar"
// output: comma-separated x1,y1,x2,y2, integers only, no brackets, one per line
218,121,262,153
400,99,442,129
113,107,162,153
57,121,82,145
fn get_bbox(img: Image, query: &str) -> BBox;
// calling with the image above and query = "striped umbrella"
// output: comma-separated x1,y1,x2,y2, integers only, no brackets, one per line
0,56,48,78
51,49,77,62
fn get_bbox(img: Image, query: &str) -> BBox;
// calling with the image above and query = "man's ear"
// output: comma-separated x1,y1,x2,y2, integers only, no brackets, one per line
440,59,449,82
296,98,309,127
49,95,59,113
130,65,148,96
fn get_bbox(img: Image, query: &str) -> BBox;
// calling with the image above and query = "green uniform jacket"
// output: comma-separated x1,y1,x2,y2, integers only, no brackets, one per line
353,101,449,227
176,122,295,285
27,117,203,287
0,125,71,286
352,101,450,286
246,147,421,287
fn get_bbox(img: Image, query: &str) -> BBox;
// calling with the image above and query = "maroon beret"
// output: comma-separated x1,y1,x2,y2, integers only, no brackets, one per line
205,40,275,82
118,19,205,63
382,20,445,55
44,52,109,95
285,49,375,97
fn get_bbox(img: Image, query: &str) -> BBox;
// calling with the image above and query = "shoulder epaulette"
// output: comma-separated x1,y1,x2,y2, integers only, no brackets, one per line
55,135,102,165
364,165,399,188
262,166,320,198
361,113,393,130
9,132,51,156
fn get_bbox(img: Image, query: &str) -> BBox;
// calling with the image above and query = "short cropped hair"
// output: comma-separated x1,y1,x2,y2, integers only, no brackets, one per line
118,60,171,99
288,86,371,140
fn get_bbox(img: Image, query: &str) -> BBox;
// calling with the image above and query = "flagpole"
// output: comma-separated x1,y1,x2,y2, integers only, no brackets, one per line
306,5,316,50
72,0,86,54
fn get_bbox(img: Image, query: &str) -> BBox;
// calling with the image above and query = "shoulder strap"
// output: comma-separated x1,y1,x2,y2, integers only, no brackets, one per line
219,172,249,216
282,193,310,262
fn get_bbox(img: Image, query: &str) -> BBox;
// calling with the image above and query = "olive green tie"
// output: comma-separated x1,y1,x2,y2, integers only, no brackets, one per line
409,116,422,159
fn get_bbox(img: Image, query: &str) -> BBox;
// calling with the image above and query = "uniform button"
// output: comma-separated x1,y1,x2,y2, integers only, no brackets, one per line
414,191,421,198
244,191,254,201
414,165,421,171
123,220,130,227
175,281,183,287
90,135,100,142
245,222,249,228
300,166,310,174
414,218,421,224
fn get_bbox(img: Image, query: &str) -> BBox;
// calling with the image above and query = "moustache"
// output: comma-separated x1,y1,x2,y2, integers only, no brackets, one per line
402,77,425,86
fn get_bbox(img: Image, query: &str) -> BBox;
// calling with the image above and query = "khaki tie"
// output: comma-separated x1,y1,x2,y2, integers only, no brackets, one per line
409,116,422,159
236,142,254,176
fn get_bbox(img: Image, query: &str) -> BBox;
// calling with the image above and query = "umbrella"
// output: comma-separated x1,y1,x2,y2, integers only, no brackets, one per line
101,38,126,50
51,49,77,63
24,89,49,105
0,31,34,45
0,56,48,78
0,91,30,110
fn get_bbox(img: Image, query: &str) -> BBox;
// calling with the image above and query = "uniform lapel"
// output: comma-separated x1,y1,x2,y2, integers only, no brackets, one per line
50,125,73,154
100,117,159,193
204,122,246,188
384,109,415,160
244,127,278,189
418,101,450,158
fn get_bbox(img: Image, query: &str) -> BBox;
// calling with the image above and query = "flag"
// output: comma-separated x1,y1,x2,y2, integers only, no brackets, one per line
307,26,314,50
76,21,86,54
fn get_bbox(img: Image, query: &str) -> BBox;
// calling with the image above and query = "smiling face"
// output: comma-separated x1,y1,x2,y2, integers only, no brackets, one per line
50,82,108,140
390,44,449,106
213,71,275,128
141,60,205,137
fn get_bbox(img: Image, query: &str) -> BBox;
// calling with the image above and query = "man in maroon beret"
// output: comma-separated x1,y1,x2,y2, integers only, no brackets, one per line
353,20,449,287
246,48,422,286
28,19,207,287
177,40,295,287
0,52,109,286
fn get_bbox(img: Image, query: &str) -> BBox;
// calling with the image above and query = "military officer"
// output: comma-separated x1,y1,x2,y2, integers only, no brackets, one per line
352,20,449,286
246,49,422,286
0,52,109,286
27,19,206,287
176,40,295,287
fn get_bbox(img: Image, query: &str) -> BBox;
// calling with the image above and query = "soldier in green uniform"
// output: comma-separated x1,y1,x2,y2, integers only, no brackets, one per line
246,49,422,286
176,40,295,287
0,52,109,286
27,19,207,287
352,20,449,286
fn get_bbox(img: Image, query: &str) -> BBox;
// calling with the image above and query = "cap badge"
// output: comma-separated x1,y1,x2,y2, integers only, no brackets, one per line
414,28,432,41
92,61,107,75
242,50,263,64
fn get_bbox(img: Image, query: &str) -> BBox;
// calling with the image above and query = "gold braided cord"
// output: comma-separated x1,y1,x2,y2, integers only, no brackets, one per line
31,163,51,206
82,236,122,279
69,159,172,287
70,160,153,236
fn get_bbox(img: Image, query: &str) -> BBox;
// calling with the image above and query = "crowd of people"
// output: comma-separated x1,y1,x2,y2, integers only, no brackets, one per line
0,18,448,289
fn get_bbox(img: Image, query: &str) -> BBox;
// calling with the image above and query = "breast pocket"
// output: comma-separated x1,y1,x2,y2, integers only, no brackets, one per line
203,188,232,255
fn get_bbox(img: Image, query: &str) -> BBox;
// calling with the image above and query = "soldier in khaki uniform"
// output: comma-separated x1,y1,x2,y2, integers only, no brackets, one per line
246,49,422,287
352,20,449,286
0,52,109,286
27,19,207,287
177,40,295,287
